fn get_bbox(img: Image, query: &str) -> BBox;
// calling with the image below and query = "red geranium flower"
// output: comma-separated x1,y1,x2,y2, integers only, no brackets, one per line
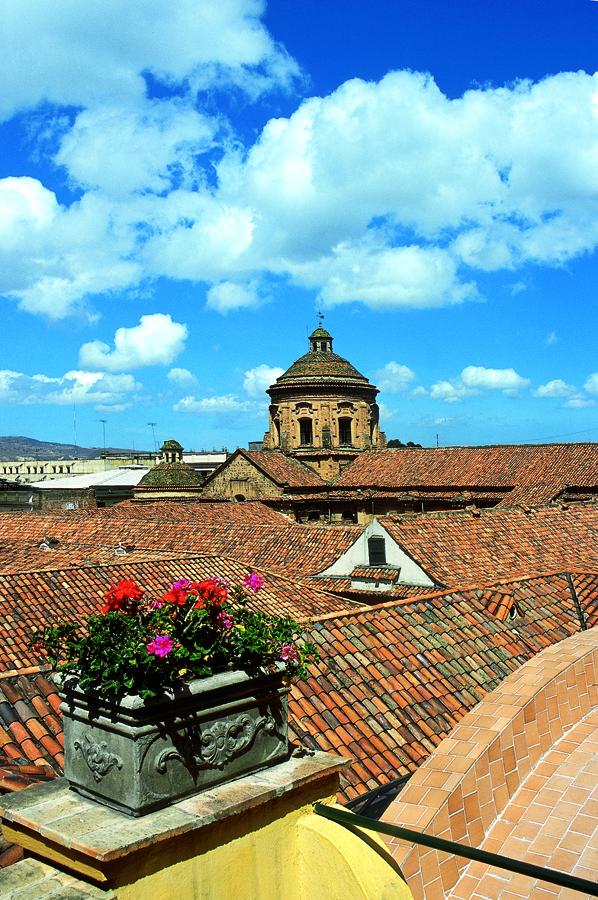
102,579,144,614
191,578,228,609
161,587,188,607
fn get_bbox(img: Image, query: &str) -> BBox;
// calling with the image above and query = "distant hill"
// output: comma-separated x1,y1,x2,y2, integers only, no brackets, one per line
0,436,143,461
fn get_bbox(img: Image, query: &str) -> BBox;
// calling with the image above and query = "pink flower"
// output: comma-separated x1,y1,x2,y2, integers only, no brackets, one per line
146,635,174,658
148,599,164,610
216,611,234,630
243,572,265,593
280,643,298,663
171,578,192,591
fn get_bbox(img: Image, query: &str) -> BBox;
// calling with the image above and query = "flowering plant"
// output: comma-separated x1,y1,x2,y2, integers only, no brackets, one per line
41,573,318,699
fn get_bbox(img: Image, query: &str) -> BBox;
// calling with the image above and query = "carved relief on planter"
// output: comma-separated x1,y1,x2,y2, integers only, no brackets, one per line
60,667,290,817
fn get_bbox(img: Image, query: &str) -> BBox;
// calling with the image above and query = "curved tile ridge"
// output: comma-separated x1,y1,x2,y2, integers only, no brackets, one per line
381,628,598,899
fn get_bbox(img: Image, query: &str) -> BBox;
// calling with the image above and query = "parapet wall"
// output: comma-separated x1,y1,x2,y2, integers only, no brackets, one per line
382,628,598,898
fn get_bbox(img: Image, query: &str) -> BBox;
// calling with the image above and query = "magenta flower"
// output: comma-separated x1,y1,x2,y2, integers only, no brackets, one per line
146,635,174,658
243,572,265,593
171,578,192,591
216,611,234,630
148,599,164,610
280,643,298,663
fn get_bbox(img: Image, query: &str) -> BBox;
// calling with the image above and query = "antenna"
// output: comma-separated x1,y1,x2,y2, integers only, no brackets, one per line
99,419,107,469
147,422,157,453
72,402,78,450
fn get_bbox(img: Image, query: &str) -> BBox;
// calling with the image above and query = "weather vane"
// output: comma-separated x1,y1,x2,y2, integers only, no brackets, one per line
317,310,324,326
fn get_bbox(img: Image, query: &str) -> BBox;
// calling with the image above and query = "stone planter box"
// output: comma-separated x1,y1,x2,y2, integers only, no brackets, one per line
59,667,290,817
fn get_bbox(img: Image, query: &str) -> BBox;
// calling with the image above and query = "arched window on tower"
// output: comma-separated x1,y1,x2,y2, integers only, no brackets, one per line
338,417,352,446
299,419,313,446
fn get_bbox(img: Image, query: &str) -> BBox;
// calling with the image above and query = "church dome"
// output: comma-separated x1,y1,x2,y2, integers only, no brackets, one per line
262,321,386,456
276,350,369,385
273,323,372,387
137,462,202,488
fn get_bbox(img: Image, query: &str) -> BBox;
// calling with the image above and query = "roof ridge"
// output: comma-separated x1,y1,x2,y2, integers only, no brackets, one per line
306,569,598,623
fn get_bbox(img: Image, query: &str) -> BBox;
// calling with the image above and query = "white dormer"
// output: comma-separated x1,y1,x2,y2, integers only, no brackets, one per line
317,518,434,587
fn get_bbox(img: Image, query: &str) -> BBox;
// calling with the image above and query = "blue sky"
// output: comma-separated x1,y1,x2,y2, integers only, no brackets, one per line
1,0,597,452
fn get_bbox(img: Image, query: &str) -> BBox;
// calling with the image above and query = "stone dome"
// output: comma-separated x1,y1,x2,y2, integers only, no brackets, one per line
276,350,370,385
137,462,202,488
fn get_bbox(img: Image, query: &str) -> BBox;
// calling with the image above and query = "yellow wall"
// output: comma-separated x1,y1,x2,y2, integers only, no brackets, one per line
108,787,412,900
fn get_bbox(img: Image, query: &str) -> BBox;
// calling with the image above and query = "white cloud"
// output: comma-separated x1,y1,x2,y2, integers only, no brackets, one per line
431,365,530,403
287,241,476,309
174,394,251,413
584,373,598,394
375,361,416,393
79,314,188,371
0,369,140,408
3,15,598,320
564,395,595,409
0,181,141,318
461,366,530,392
56,102,217,196
535,379,577,398
430,380,475,404
205,281,262,314
534,376,596,408
167,367,197,388
0,0,298,121
243,364,284,397
545,331,558,346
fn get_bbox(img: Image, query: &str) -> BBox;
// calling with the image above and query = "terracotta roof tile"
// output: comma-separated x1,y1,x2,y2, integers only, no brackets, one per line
289,571,598,799
380,503,598,586
0,555,359,672
333,442,598,507
0,512,361,577
85,499,291,525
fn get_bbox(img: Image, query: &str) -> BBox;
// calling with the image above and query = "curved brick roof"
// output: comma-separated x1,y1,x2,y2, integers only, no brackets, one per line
309,325,332,339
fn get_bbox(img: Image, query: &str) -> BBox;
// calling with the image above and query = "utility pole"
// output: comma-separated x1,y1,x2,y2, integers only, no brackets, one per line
147,422,157,454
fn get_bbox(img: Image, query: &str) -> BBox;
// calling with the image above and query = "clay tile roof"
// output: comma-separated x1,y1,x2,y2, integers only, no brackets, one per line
87,499,291,525
289,570,598,800
0,508,361,576
0,555,361,672
0,570,596,809
0,669,63,788
333,442,598,507
379,503,598,586
350,567,401,583
241,451,327,488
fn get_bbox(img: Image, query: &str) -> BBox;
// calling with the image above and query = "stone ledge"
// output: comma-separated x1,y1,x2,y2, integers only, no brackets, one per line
0,751,349,865
0,857,114,898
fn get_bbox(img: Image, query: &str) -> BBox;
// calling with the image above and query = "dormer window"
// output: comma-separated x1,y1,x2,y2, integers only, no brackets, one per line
368,536,386,566
114,543,128,556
